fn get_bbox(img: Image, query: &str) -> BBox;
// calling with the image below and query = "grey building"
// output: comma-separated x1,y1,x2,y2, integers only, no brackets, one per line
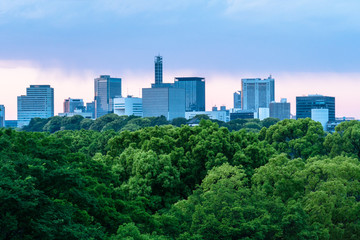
296,95,335,121
142,87,185,120
155,55,163,85
233,91,241,109
63,98,84,113
94,75,122,118
0,105,5,127
241,76,275,111
174,77,205,111
269,98,290,120
17,85,54,127
86,101,95,119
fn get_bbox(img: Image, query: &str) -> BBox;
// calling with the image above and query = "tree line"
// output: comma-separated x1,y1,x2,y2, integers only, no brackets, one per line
1,117,360,239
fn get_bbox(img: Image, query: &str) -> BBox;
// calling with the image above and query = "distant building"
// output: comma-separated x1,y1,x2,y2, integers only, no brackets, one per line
296,95,335,121
0,105,4,127
230,110,255,120
155,55,163,85
233,91,241,109
114,96,143,117
185,110,228,122
5,120,17,128
258,108,270,120
17,85,54,128
241,76,275,112
269,98,291,120
142,87,185,120
58,110,92,118
174,77,205,111
63,98,84,113
311,109,329,130
86,101,95,119
94,75,122,118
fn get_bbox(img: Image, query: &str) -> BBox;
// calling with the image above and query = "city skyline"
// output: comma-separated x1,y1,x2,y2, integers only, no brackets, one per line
1,1,360,119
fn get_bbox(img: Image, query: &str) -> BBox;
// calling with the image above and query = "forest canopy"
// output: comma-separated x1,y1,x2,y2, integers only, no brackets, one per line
1,116,360,239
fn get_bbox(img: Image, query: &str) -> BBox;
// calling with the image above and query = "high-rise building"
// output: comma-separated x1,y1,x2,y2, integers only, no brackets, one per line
142,87,185,120
174,77,205,111
233,91,241,109
155,55,163,85
269,98,291,120
63,98,84,113
296,95,335,121
114,96,143,117
94,75,122,118
17,85,54,127
86,101,95,119
241,76,275,111
0,105,5,127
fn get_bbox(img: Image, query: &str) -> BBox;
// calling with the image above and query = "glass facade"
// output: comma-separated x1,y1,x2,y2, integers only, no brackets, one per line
155,55,163,85
269,101,290,120
233,91,241,108
63,98,84,113
241,76,275,111
0,105,4,127
94,75,122,118
174,77,205,111
296,95,335,121
17,85,54,127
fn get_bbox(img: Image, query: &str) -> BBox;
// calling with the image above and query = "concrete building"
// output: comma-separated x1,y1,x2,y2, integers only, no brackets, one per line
94,75,122,118
241,76,275,112
86,101,95,119
114,96,143,117
233,91,241,109
174,77,205,111
155,55,163,85
185,110,228,122
258,108,270,120
58,110,92,118
0,105,4,127
17,85,54,128
142,87,185,120
64,98,84,113
269,98,291,120
296,95,335,121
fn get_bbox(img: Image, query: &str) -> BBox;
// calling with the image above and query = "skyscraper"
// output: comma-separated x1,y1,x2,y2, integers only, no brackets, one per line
154,55,163,85
17,85,54,127
269,98,290,120
0,105,5,127
233,91,241,108
296,94,335,121
94,75,122,118
241,76,275,111
174,77,205,111
63,98,84,113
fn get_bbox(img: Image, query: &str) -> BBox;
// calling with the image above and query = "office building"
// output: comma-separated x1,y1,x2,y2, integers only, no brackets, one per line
0,105,4,127
94,75,122,118
311,109,329,130
58,110,92,118
269,98,291,120
185,110,228,122
142,87,185,120
230,110,256,120
63,98,84,113
114,96,143,117
241,76,275,111
5,120,17,128
233,91,241,108
86,101,95,119
17,85,54,128
258,108,270,120
155,55,163,85
174,77,205,111
296,95,335,121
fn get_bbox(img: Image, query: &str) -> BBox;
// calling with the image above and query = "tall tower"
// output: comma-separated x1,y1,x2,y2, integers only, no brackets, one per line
154,55,163,85
17,85,54,127
94,75,122,118
174,77,205,111
241,76,275,111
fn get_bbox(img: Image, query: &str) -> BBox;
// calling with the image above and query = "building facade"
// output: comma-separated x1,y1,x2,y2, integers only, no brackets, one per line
94,75,122,119
185,110,229,122
296,95,335,121
241,76,275,111
174,77,205,111
155,55,163,85
0,105,4,127
269,98,291,120
63,98,84,113
142,87,185,120
17,85,54,127
113,96,143,117
233,91,241,109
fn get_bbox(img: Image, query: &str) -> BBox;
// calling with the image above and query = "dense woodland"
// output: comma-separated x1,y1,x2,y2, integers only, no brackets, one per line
2,115,360,239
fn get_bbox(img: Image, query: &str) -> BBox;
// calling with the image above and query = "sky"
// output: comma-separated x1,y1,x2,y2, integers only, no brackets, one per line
0,0,360,119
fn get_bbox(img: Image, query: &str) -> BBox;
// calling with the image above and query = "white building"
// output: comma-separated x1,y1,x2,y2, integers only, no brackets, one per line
185,111,229,122
258,108,270,120
58,109,93,119
114,96,143,117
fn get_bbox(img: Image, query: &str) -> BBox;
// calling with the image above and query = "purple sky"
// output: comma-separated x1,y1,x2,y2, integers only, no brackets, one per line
0,0,360,119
